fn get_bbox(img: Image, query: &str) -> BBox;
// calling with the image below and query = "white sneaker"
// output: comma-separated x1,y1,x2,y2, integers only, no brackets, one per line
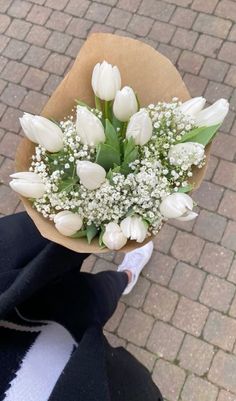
117,241,154,295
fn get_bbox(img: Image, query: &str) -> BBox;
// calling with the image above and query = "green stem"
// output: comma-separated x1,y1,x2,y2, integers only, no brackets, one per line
121,121,128,137
104,100,110,121
95,95,102,111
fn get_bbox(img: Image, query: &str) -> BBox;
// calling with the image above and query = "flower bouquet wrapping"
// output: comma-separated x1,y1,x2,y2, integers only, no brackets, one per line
12,33,229,253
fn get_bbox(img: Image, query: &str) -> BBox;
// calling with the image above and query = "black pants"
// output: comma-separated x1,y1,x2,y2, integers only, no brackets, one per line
0,212,128,340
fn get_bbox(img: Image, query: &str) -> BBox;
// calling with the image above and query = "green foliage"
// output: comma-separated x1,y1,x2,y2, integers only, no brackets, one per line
96,119,121,171
75,99,92,111
70,230,87,239
178,124,220,146
177,184,194,193
121,137,139,175
86,223,98,244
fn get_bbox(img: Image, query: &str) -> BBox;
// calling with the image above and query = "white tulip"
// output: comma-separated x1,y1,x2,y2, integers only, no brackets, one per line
92,60,121,101
19,113,64,152
113,86,138,122
120,215,148,243
9,172,46,199
177,97,206,117
126,109,152,146
76,106,105,146
195,98,229,127
160,193,198,221
103,222,127,250
77,160,106,190
168,142,205,168
54,211,83,236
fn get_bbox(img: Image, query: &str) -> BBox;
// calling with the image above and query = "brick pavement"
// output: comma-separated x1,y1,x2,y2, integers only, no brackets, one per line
0,0,236,399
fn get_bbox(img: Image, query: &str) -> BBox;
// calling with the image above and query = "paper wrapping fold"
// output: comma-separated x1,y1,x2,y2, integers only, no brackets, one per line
15,33,210,253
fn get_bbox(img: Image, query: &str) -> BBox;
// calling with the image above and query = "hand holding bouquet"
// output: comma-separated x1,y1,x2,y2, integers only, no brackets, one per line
10,34,229,252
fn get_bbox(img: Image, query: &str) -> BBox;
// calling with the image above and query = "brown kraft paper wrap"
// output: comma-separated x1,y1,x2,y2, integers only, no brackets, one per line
15,33,210,253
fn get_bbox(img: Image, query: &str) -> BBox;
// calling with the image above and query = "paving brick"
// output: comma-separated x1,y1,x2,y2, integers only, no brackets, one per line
66,17,92,38
0,79,7,95
149,20,175,43
178,50,204,74
153,360,186,401
0,132,21,159
3,38,30,60
184,73,208,96
127,14,153,36
1,83,27,108
181,375,218,401
14,202,25,214
26,4,52,25
25,25,51,47
104,331,126,348
0,0,12,12
21,67,49,90
139,0,174,21
43,53,70,74
117,0,140,12
171,8,197,29
65,0,90,17
20,90,48,114
147,321,184,361
0,104,7,120
173,297,209,336
122,276,150,307
212,133,236,163
6,19,32,40
0,107,22,133
153,224,176,254
46,10,72,31
215,0,236,21
193,13,231,39
222,221,236,252
205,82,233,104
126,343,156,371
219,42,236,65
194,210,227,243
204,311,236,351
105,301,126,332
170,262,205,300
144,284,178,321
85,2,110,22
192,181,224,211
171,232,204,264
165,0,192,5
0,35,10,54
228,259,236,284
142,250,177,285
0,157,15,185
23,45,50,68
228,25,236,42
90,23,114,34
199,242,233,278
219,190,236,221
229,295,236,318
1,61,28,84
220,110,235,133
200,58,229,82
205,155,219,181
191,0,218,13
214,160,236,190
107,8,132,29
0,185,20,214
172,28,198,50
0,14,11,33
200,275,235,313
65,37,84,57
118,307,154,346
45,0,69,10
46,31,72,53
158,44,181,64
195,34,223,58
92,258,116,273
43,74,61,95
209,350,236,393
81,254,96,272
218,390,236,401
178,334,214,375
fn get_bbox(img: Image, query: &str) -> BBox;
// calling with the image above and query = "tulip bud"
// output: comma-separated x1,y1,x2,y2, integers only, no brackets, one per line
195,98,229,127
76,106,105,146
103,222,127,250
113,86,138,122
126,109,152,146
177,97,206,117
9,172,46,199
160,193,198,221
54,211,83,236
168,142,205,168
19,113,64,152
77,160,106,190
92,60,121,101
120,215,148,243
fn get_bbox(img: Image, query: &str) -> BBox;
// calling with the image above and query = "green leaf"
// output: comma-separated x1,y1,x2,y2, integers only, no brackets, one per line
135,92,140,111
177,184,194,193
57,178,76,193
107,166,121,183
70,230,87,239
99,227,105,247
178,124,220,146
86,223,98,244
105,119,120,152
121,137,139,175
96,143,120,171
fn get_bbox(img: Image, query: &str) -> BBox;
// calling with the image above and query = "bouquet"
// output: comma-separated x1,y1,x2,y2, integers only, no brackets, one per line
11,34,229,252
